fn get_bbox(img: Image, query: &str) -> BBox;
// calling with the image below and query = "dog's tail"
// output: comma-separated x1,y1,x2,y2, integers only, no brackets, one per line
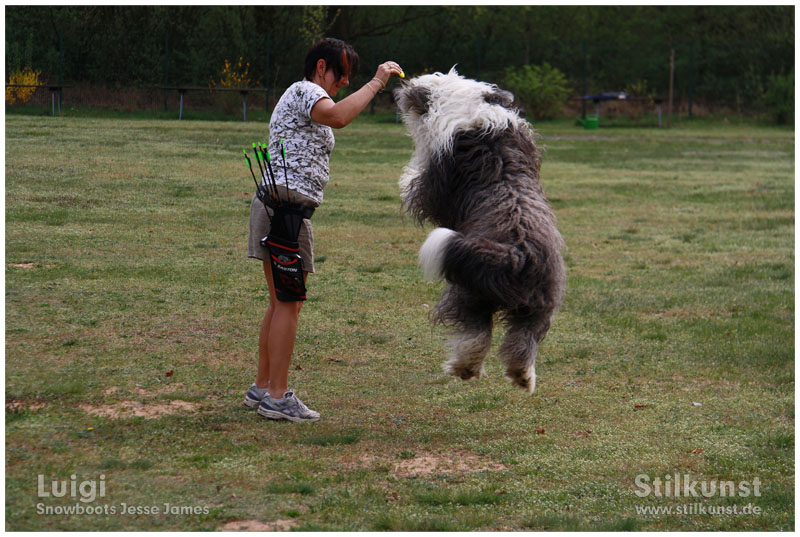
419,226,564,315
418,228,459,282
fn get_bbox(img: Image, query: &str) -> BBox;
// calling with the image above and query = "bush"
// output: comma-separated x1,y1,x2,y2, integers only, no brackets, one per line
504,62,570,120
6,67,41,105
209,57,257,115
763,73,794,125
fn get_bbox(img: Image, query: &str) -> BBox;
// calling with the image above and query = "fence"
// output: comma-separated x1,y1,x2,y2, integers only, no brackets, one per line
5,24,791,121
6,85,71,115
6,81,403,122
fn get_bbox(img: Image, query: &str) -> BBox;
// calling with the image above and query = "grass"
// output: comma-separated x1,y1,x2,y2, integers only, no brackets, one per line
6,103,263,123
5,111,794,530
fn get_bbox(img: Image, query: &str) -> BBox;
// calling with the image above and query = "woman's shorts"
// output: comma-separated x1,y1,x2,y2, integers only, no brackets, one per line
248,194,316,273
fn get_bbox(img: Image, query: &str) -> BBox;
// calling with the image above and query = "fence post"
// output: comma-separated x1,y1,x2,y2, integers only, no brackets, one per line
582,40,587,119
668,47,674,127
265,32,270,113
58,31,63,111
370,36,376,115
163,31,169,110
475,36,482,79
688,41,694,119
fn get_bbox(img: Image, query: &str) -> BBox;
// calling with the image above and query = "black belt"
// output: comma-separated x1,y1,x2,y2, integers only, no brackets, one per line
265,197,316,220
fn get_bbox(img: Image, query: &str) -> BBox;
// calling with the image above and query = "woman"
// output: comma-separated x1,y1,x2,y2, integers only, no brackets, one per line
243,38,403,422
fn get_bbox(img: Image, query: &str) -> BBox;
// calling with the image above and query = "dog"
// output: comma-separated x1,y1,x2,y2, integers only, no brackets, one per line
394,67,566,393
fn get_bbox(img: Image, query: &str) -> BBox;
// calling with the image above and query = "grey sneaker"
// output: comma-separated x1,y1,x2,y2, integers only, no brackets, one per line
243,383,269,408
257,391,320,422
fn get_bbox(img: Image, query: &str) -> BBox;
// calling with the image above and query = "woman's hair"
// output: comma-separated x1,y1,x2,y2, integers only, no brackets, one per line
304,38,359,81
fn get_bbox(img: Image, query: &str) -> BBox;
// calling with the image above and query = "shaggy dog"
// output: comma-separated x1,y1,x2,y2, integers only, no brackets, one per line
394,67,566,393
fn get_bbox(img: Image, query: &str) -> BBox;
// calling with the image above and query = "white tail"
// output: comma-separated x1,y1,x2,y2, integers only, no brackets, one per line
418,227,457,282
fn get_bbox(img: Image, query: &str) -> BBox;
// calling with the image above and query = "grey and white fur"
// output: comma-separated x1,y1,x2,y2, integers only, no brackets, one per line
394,67,566,393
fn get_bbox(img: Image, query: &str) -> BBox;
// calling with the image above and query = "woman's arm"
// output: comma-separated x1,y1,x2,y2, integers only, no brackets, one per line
310,81,381,129
311,61,402,129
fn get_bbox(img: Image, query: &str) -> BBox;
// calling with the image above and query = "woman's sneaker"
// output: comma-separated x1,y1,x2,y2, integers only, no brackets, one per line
243,383,269,408
258,391,320,422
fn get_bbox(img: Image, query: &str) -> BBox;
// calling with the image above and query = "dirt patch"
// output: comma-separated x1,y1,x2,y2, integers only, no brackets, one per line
220,519,298,532
101,383,187,397
136,382,186,396
78,400,199,419
356,449,507,478
6,399,46,412
8,262,56,269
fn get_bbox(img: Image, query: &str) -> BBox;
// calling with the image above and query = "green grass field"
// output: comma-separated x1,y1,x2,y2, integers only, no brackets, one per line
5,112,794,531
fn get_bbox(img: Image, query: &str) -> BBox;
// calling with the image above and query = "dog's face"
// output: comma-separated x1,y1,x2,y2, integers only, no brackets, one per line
393,67,519,157
394,68,514,119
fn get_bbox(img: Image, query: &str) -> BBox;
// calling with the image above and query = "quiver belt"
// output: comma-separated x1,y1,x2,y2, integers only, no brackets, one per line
260,201,315,302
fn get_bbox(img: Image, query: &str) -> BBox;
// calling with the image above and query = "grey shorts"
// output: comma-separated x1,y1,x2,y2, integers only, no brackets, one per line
247,191,316,273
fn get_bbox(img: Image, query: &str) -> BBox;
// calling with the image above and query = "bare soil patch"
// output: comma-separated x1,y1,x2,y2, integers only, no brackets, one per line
78,400,199,419
6,399,46,412
220,519,298,532
356,449,507,478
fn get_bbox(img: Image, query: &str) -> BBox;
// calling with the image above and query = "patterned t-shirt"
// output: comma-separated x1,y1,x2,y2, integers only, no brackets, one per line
266,81,334,205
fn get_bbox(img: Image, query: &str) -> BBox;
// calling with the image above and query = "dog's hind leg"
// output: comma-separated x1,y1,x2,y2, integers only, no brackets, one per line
498,313,552,394
436,285,494,381
444,326,493,380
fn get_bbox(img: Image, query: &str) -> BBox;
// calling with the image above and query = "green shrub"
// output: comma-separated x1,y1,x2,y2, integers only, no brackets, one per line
763,72,794,125
504,62,570,120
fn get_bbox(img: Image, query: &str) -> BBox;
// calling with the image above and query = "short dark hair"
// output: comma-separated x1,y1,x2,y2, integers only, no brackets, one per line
303,38,359,81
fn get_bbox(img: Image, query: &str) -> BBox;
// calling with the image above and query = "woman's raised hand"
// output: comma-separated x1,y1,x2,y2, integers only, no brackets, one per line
375,61,404,87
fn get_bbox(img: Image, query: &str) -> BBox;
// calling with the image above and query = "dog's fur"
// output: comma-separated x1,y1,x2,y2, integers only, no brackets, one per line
394,67,566,393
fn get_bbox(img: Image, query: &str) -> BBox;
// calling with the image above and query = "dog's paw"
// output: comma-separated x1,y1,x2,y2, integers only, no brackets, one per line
419,227,457,282
506,367,536,394
443,360,485,381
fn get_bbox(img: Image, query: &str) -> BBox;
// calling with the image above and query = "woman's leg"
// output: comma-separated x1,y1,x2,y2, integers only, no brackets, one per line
256,260,305,398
